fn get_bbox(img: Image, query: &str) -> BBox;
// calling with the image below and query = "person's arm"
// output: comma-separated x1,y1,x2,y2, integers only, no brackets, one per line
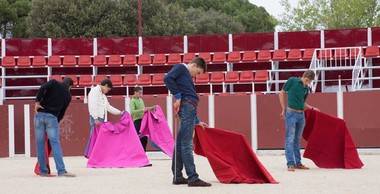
57,97,71,122
279,90,286,118
195,115,208,128
35,80,55,112
88,87,102,120
105,97,122,115
304,103,319,111
164,65,185,113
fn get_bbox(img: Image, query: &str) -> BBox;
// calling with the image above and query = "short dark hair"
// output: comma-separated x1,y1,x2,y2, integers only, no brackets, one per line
62,77,74,87
134,86,142,93
100,79,113,88
191,57,207,72
303,70,315,80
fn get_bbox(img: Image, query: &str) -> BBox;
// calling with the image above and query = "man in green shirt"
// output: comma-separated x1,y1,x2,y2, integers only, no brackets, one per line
279,70,318,172
130,86,155,151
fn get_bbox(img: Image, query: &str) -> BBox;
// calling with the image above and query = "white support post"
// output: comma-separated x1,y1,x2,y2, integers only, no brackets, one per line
24,104,31,158
250,94,258,151
166,95,173,134
208,94,215,128
93,38,98,56
124,96,131,113
367,27,372,46
8,105,15,157
1,39,5,57
274,31,279,50
337,91,344,119
184,35,188,54
84,87,88,104
1,67,5,101
320,30,325,49
138,36,143,55
228,34,233,52
47,38,52,57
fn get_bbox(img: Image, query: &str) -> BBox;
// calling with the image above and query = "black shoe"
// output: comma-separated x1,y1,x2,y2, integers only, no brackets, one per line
188,179,212,187
172,177,188,185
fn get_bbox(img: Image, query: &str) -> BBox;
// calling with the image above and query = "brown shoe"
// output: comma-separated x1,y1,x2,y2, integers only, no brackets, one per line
287,165,295,172
58,172,76,177
39,173,56,177
295,164,310,170
188,179,212,187
173,177,188,185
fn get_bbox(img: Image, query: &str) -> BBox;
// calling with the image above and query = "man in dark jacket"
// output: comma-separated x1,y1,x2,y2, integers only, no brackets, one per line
34,77,75,177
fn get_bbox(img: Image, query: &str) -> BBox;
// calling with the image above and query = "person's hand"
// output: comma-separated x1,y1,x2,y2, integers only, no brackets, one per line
149,105,156,111
173,99,181,115
312,107,320,111
280,109,285,119
197,122,208,129
35,102,44,113
94,119,102,125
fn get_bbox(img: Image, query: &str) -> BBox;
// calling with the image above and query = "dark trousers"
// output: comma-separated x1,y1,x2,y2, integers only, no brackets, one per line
134,119,148,151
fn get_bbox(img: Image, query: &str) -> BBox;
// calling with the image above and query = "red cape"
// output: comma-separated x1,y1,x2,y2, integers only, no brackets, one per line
194,126,278,184
34,136,52,175
303,109,364,169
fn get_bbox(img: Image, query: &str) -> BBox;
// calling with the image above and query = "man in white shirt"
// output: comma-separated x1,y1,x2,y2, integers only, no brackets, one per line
84,79,122,157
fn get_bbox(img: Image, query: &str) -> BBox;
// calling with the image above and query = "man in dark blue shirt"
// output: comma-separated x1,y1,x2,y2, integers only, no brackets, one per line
164,57,210,187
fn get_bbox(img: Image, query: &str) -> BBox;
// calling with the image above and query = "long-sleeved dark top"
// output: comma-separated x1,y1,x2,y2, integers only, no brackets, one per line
35,80,71,122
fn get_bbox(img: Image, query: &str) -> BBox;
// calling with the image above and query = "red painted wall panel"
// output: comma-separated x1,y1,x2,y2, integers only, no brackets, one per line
372,27,380,46
143,36,183,54
233,32,274,51
279,31,320,49
97,37,138,55
6,39,48,56
188,34,228,52
325,28,367,48
52,38,93,55
343,91,380,147
214,94,251,143
0,106,9,157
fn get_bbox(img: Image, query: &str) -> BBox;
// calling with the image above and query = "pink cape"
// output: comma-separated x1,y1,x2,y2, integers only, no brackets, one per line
140,106,174,158
87,112,151,168
303,109,364,169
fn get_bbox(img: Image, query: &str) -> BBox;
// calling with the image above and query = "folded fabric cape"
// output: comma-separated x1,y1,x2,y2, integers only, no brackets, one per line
140,106,174,158
194,126,278,184
303,109,364,169
34,136,52,175
87,112,150,168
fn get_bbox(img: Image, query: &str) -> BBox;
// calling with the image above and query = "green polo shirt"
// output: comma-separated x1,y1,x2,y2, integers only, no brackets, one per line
130,97,145,121
283,77,309,110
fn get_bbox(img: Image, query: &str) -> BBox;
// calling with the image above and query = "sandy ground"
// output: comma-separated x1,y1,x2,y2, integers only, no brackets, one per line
0,153,379,194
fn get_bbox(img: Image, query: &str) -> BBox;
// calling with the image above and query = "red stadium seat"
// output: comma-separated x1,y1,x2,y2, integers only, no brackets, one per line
108,55,122,66
48,56,62,67
212,52,226,63
225,71,239,83
123,74,137,86
62,55,77,66
152,73,165,85
123,55,137,66
137,74,151,85
318,49,333,59
78,55,92,66
195,73,209,84
241,51,256,62
33,56,47,67
198,52,211,63
210,72,224,83
50,75,62,81
257,50,272,61
272,49,287,61
303,49,315,60
239,71,254,82
110,75,123,86
364,46,380,58
152,54,167,65
93,55,107,66
78,75,93,87
287,49,302,61
17,56,31,67
2,56,16,67
227,52,241,63
183,53,195,63
93,75,108,85
138,54,152,65
167,53,182,64
254,70,268,82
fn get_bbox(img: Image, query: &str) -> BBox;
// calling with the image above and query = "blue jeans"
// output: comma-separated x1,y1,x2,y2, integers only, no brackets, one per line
34,112,66,175
84,116,104,156
172,100,199,182
284,109,305,167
